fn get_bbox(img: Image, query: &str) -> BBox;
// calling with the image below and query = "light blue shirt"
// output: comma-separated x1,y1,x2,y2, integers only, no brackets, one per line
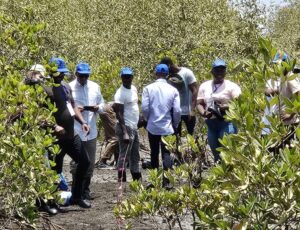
69,79,105,141
142,79,181,135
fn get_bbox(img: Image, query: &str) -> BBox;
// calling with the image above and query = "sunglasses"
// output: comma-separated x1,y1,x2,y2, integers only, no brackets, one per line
78,74,90,78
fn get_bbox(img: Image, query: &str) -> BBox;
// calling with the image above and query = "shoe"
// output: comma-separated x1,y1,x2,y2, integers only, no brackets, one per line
49,201,68,213
39,203,58,215
131,172,142,181
96,162,112,169
146,183,154,190
162,177,173,190
70,199,91,208
83,193,95,201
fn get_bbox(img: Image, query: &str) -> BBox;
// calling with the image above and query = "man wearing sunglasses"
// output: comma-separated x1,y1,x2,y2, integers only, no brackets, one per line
114,67,141,183
44,57,91,208
69,62,105,201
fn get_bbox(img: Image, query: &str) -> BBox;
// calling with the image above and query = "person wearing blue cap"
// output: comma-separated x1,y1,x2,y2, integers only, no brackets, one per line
44,57,92,208
69,62,105,200
197,59,241,163
114,67,141,182
262,51,300,150
142,64,181,187
160,57,198,136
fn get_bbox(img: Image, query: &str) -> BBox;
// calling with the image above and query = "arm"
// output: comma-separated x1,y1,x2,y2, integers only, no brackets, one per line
113,103,129,143
69,92,90,134
265,79,279,97
141,88,150,121
281,81,300,121
172,91,181,129
196,99,212,118
265,87,278,97
188,82,198,110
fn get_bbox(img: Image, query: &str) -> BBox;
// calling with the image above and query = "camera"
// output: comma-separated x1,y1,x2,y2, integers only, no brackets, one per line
207,101,224,119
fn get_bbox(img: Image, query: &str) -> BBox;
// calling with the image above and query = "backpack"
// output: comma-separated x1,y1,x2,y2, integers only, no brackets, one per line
167,73,185,91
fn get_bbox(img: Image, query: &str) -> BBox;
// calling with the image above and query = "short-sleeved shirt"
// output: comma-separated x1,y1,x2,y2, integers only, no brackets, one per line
197,79,241,110
69,79,105,141
114,85,139,129
43,81,75,140
266,74,300,125
177,67,197,115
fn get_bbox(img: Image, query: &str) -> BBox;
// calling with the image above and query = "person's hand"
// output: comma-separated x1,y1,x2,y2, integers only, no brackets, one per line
123,132,130,144
82,123,90,136
77,106,84,113
54,125,65,135
202,110,212,118
89,105,99,112
218,103,229,112
281,113,293,121
103,104,111,113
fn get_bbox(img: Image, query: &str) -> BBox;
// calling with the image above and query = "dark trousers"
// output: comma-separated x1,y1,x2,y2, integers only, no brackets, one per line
82,138,96,197
148,132,173,170
54,135,90,200
177,115,196,136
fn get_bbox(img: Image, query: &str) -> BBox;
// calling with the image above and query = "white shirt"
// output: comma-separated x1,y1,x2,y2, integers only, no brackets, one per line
142,79,181,135
263,74,300,127
69,79,105,141
197,79,241,110
177,67,197,115
114,85,139,129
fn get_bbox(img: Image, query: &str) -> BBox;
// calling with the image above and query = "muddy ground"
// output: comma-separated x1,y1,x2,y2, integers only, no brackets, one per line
48,138,195,230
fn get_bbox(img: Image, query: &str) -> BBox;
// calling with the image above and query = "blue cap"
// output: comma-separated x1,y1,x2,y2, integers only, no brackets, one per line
212,58,226,68
120,67,133,76
76,62,91,74
49,57,69,73
155,64,169,74
272,51,289,63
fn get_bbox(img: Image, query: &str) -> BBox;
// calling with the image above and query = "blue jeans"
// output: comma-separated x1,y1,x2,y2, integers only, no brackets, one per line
205,119,237,162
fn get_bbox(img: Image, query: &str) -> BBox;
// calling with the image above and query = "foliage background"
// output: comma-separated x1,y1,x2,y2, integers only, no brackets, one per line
1,0,265,98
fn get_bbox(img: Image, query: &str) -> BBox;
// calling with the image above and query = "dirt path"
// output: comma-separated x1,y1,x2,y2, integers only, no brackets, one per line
49,139,193,230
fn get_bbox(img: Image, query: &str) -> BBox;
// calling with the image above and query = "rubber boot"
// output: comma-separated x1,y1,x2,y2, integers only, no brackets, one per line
118,170,126,182
131,171,142,181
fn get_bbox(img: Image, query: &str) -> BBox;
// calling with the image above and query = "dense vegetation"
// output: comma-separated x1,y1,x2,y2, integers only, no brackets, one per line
0,0,299,229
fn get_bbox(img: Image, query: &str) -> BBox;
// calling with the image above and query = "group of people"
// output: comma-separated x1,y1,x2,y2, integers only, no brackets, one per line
24,50,299,214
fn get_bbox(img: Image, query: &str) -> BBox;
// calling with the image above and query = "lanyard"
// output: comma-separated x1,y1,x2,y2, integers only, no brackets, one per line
212,82,223,94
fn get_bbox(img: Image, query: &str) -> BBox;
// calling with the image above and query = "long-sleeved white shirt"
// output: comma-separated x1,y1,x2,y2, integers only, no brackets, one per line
142,78,181,135
69,79,105,141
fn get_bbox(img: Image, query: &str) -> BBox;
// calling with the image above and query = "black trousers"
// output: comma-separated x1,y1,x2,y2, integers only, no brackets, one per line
54,135,90,200
148,132,173,170
177,115,196,136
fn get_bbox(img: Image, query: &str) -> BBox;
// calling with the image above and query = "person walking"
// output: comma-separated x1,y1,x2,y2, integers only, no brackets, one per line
69,62,105,200
196,59,241,163
114,67,141,182
142,64,181,187
44,57,91,208
160,57,197,136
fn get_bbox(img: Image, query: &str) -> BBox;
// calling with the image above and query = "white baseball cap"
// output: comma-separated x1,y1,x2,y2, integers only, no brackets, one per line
30,64,46,77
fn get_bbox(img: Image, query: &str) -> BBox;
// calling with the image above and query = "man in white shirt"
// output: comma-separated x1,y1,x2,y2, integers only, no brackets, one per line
160,57,198,136
142,64,181,187
69,62,105,200
114,67,141,183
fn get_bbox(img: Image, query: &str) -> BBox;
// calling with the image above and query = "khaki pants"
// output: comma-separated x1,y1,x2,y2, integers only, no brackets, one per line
100,138,119,162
